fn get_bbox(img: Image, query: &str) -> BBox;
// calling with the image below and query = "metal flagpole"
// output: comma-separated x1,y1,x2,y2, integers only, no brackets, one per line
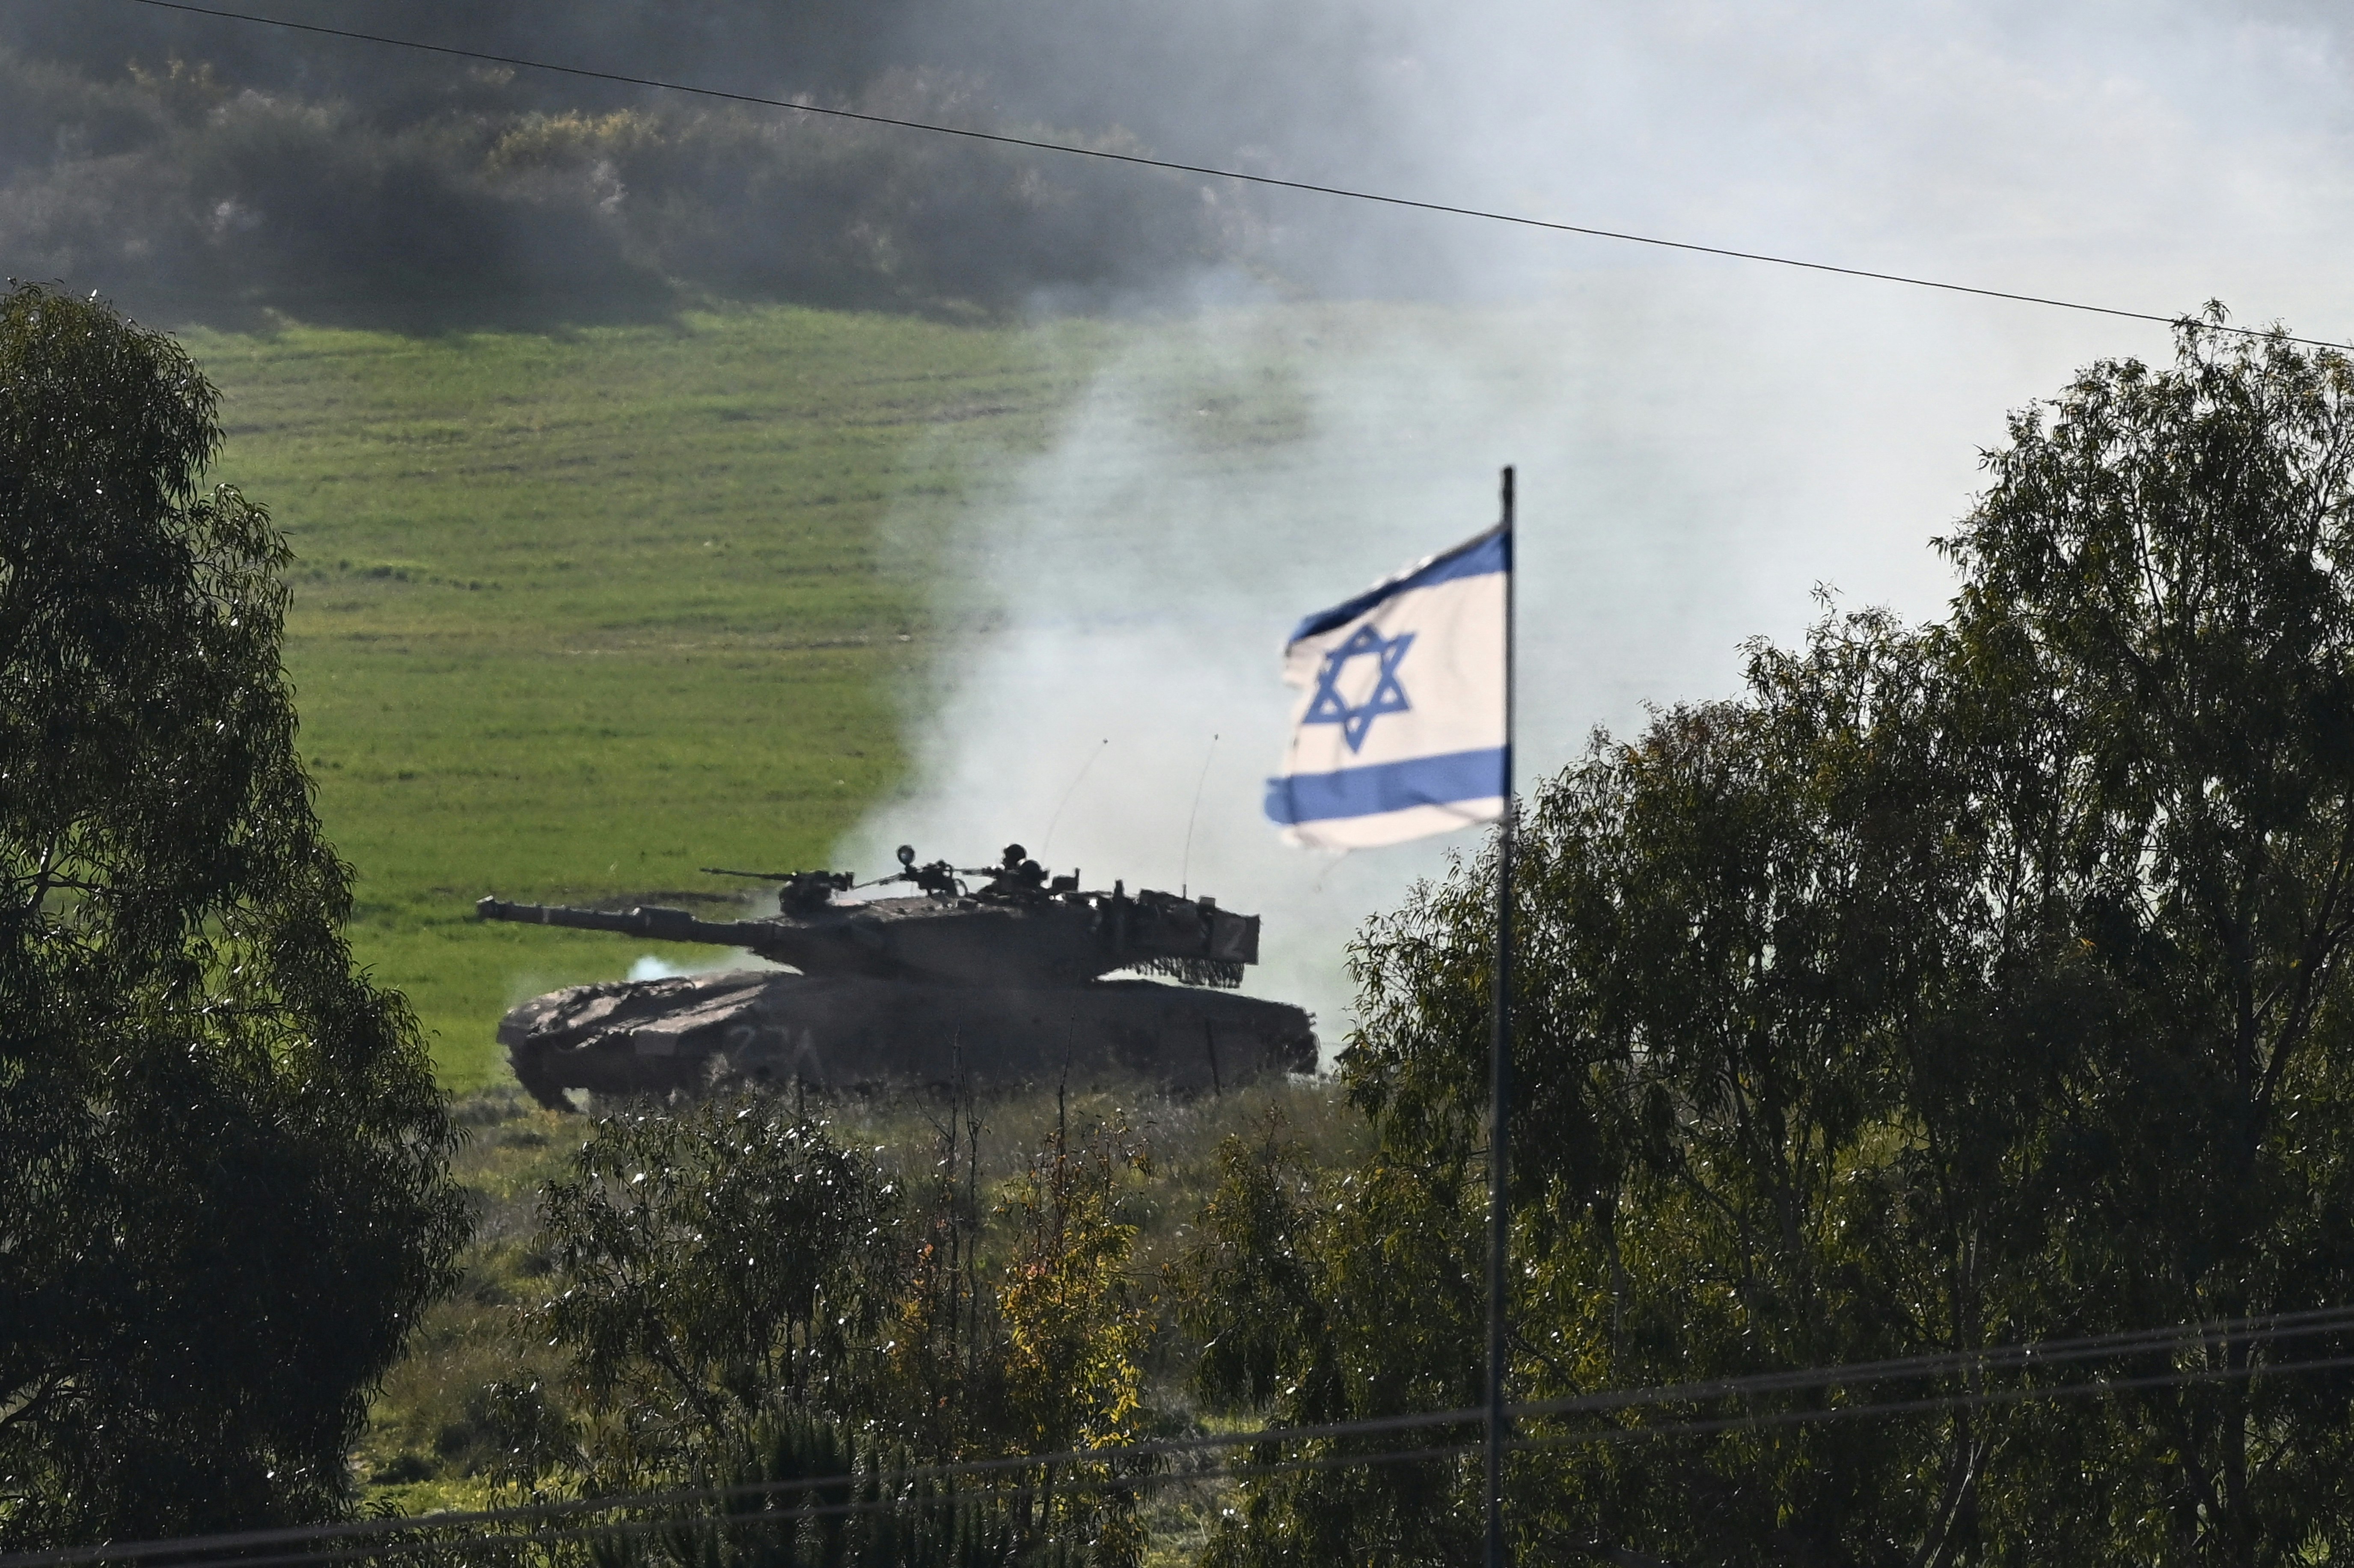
1484,464,1516,1568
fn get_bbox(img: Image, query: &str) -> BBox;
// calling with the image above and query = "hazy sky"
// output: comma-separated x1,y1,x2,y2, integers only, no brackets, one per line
836,0,2354,1045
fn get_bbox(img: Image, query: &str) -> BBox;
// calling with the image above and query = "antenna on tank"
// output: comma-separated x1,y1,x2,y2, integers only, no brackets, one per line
1039,738,1109,861
1181,733,1219,899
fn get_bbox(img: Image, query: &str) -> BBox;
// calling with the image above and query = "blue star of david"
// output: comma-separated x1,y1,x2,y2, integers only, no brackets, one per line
1303,624,1415,753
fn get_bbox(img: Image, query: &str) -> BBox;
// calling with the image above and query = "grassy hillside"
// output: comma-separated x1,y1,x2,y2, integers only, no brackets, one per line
189,306,1110,1089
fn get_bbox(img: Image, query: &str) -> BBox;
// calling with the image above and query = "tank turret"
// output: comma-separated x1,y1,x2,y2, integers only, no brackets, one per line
480,843,1315,1110
479,840,1261,989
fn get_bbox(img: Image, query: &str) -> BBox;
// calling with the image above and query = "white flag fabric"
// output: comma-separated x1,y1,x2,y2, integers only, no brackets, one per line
1264,526,1508,850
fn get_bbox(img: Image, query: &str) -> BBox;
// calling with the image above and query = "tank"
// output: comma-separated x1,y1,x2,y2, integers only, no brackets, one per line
480,843,1317,1111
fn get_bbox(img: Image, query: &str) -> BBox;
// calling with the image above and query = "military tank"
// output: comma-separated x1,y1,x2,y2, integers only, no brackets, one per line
480,843,1317,1111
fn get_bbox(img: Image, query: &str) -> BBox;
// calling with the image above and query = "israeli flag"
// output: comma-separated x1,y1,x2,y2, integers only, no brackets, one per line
1265,526,1509,850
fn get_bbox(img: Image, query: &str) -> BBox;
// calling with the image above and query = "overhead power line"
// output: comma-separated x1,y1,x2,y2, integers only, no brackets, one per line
12,1303,2354,1568
110,0,2351,353
49,1339,2354,1568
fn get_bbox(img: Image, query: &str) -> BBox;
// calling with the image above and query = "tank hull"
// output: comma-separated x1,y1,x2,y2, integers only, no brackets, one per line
502,970,1318,1111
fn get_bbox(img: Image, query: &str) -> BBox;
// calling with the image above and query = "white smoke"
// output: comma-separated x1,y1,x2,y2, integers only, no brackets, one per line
836,0,2354,1051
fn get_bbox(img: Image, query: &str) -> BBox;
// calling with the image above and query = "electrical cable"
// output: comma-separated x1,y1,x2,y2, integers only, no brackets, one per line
114,1343,2354,1568
1508,1301,2354,1424
0,1402,1501,1568
32,1309,2354,1565
17,1305,2354,1568
1502,1349,2354,1461
155,1440,1492,1568
104,0,2354,353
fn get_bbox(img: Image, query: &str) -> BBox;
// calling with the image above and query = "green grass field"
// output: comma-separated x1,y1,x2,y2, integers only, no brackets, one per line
188,305,1113,1089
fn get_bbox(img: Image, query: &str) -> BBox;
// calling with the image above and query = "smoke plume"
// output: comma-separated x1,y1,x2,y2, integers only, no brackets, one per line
833,0,2354,1045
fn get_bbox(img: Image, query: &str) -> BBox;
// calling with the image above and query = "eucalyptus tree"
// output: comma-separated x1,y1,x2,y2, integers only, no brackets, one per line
1938,313,2354,1565
0,283,465,1546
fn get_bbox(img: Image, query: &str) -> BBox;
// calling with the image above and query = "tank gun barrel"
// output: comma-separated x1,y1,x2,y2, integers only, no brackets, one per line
476,894,929,981
477,897,773,948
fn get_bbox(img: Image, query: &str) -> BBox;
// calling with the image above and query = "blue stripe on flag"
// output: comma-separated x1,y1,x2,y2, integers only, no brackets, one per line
1263,747,1507,826
1285,527,1508,646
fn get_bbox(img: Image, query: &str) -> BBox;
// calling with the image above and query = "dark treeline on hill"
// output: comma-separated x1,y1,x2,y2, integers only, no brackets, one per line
0,0,1420,327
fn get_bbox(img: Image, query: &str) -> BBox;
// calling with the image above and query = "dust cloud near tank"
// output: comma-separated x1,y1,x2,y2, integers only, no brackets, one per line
479,842,1316,1110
